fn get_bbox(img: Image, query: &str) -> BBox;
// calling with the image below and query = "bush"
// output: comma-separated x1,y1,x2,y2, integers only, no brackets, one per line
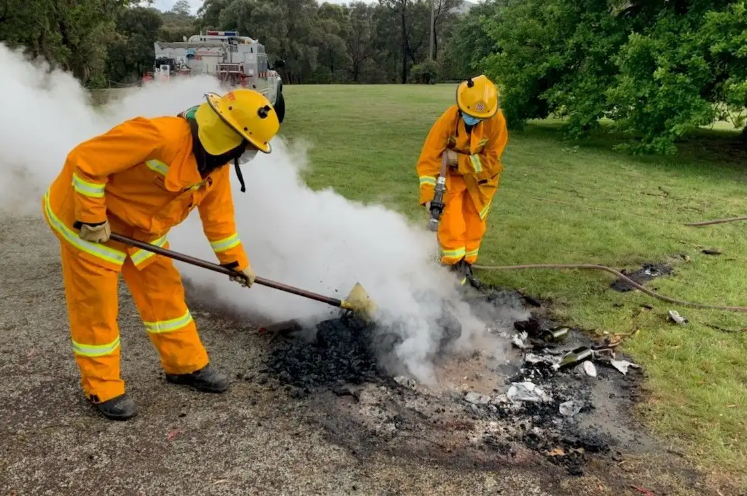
411,60,440,84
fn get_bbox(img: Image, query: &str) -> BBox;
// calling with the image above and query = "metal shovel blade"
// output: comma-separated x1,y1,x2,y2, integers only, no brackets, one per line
340,283,378,320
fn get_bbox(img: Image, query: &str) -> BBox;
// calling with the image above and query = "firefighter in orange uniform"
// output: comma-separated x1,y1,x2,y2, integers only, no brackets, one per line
43,89,280,420
416,75,508,287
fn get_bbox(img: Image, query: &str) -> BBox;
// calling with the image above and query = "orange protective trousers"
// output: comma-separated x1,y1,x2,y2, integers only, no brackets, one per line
438,174,486,265
60,244,208,403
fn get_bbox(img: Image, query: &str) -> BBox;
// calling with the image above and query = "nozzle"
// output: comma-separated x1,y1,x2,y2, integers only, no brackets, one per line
427,219,439,232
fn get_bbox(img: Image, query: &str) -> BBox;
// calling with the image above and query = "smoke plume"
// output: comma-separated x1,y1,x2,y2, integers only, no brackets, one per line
0,44,520,384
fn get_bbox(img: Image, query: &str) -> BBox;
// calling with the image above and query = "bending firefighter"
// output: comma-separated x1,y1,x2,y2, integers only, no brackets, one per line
415,75,508,287
42,89,280,421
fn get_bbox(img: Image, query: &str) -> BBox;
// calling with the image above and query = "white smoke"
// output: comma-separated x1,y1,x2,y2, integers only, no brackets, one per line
0,44,518,384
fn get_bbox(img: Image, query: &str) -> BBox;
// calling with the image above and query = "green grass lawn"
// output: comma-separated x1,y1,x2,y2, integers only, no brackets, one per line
279,84,747,483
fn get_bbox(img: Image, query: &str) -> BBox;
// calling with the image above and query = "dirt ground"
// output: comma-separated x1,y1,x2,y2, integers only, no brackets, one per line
0,215,739,496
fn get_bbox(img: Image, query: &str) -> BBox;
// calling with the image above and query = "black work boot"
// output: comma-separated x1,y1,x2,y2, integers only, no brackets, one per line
165,364,229,393
465,263,481,289
449,259,470,286
93,393,138,421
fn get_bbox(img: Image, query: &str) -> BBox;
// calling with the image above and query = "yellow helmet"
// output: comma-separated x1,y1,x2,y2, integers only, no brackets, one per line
456,75,498,119
195,89,280,155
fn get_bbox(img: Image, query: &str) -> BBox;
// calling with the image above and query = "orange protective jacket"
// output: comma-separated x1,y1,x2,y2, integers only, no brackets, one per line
416,105,508,220
43,115,249,273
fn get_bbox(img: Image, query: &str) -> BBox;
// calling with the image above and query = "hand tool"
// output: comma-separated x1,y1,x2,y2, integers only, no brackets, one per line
109,232,378,320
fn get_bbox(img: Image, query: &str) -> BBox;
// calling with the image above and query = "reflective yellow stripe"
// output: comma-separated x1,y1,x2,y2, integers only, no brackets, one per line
210,233,241,253
479,201,492,219
43,191,126,266
131,235,168,266
189,180,208,191
144,311,193,334
146,160,169,176
478,138,489,147
466,249,479,258
419,176,437,186
72,337,120,357
469,154,483,173
441,247,466,259
72,173,105,198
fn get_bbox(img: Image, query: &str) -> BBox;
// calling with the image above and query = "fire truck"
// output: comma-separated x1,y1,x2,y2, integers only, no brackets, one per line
145,30,285,123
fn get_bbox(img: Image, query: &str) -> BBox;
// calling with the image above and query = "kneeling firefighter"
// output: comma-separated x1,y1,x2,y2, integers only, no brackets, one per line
42,89,280,420
415,75,508,287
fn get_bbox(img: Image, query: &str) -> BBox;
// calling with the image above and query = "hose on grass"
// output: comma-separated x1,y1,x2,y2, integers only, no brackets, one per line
685,216,747,227
471,263,747,313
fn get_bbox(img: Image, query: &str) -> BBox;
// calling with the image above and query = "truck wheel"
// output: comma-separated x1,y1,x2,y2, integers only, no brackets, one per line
274,91,285,124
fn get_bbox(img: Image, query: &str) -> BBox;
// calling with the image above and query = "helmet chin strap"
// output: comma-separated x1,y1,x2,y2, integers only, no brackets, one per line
182,110,253,193
233,158,246,193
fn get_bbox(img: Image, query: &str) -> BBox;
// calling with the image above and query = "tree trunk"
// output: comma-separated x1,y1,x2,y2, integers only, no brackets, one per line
433,24,438,60
400,2,408,84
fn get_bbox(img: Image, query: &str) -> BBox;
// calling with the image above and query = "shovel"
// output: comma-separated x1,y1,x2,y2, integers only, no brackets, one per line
109,233,378,320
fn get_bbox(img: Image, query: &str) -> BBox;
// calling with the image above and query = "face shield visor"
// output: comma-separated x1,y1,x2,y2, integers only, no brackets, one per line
238,147,259,164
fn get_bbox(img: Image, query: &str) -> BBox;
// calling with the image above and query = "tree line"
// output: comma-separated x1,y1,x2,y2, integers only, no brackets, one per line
0,0,471,87
2,0,745,153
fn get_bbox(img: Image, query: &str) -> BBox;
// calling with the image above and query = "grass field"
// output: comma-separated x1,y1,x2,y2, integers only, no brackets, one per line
279,84,747,483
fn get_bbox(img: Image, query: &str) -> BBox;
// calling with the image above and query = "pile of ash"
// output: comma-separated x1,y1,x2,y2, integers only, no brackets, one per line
263,313,386,393
263,289,471,393
460,313,643,476
261,286,645,476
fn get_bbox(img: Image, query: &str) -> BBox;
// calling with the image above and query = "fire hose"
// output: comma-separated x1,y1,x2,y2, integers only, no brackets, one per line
426,153,747,313
684,216,747,227
471,263,747,313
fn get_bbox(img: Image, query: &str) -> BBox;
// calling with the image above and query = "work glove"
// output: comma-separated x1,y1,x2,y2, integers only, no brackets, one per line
425,201,431,212
230,265,256,288
79,221,111,243
445,149,459,167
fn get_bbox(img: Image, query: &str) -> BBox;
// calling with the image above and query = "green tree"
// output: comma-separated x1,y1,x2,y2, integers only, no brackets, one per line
314,3,351,82
171,0,191,16
440,0,495,80
377,0,431,83
431,0,463,60
107,6,163,83
607,0,745,153
160,0,197,42
217,0,321,83
197,0,230,29
0,0,128,87
345,2,376,82
471,0,747,153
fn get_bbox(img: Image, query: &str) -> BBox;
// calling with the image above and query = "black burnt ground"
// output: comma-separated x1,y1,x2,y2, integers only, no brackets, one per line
475,333,627,476
264,313,387,392
261,287,645,477
610,262,673,292
264,291,463,393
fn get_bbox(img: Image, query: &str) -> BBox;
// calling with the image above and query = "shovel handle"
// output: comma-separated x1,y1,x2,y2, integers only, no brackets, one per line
108,233,344,308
